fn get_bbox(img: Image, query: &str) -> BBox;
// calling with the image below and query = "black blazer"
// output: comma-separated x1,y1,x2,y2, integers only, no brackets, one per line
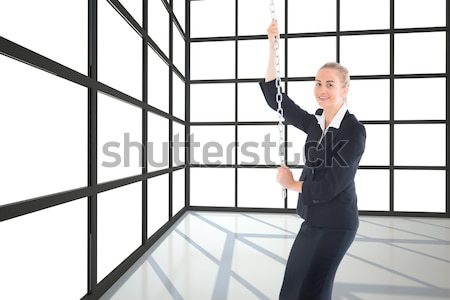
259,79,366,230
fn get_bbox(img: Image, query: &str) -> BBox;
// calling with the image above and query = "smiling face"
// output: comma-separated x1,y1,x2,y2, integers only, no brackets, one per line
314,68,349,110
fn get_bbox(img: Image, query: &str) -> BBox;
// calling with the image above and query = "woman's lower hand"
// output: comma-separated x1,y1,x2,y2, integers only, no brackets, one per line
276,165,295,189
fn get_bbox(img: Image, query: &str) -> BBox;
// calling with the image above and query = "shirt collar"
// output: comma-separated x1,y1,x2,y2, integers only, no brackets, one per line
314,103,348,132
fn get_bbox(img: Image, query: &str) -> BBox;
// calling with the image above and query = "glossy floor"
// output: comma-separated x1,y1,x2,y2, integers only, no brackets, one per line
101,212,450,300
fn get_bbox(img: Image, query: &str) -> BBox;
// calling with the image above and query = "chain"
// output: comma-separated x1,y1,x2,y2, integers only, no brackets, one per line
270,0,287,200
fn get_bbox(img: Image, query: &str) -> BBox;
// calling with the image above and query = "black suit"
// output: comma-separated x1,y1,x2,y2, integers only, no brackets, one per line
259,79,366,299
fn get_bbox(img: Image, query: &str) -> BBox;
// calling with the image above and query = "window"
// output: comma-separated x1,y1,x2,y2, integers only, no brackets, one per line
394,78,446,120
394,124,446,167
288,37,336,77
395,32,446,74
394,170,445,212
148,46,170,113
348,79,390,121
190,41,235,80
238,126,280,165
355,170,390,211
173,0,186,31
190,126,235,165
288,0,336,33
173,25,186,76
239,82,279,122
98,0,142,100
173,121,186,167
0,55,87,206
120,0,142,25
148,112,169,172
0,199,87,299
239,0,286,36
173,73,186,120
340,34,390,76
287,125,308,166
172,168,186,215
239,39,284,79
340,0,390,31
0,1,87,74
148,174,169,237
359,125,390,167
191,168,235,207
191,83,235,122
149,0,170,56
97,183,142,281
191,0,235,38
188,0,447,215
98,92,142,183
238,168,284,208
395,0,446,29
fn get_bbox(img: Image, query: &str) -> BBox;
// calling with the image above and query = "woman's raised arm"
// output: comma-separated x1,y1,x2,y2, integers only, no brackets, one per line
260,20,315,133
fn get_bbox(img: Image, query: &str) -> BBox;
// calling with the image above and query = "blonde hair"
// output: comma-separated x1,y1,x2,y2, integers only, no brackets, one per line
319,62,350,103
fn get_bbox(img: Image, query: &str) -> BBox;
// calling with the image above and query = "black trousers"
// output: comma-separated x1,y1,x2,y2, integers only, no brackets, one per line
279,222,357,300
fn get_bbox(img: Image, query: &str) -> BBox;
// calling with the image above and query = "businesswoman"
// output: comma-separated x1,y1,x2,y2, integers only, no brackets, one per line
259,20,366,300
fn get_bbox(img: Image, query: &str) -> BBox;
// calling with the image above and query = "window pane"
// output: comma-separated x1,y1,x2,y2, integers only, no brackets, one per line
340,34,390,76
394,124,446,166
173,121,185,167
120,0,142,25
348,79,390,121
148,46,169,113
288,0,336,33
173,26,185,77
0,199,87,300
0,55,87,206
340,0,390,31
0,1,87,74
172,168,185,216
395,32,446,75
191,0,235,38
238,168,284,208
173,0,186,31
359,124,390,166
394,170,445,212
191,41,235,80
98,183,142,282
149,0,169,56
190,126,235,165
98,93,142,183
148,112,169,172
239,39,285,79
239,0,285,36
148,173,169,237
239,82,280,122
288,37,336,77
287,168,303,209
173,73,185,121
394,78,446,120
191,168,235,207
395,0,446,29
98,0,142,100
287,125,308,166
238,125,280,165
355,170,390,211
191,83,235,122
286,81,318,117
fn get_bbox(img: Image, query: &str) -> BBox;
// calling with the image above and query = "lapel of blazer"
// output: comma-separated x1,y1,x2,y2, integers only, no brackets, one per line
306,109,350,168
314,109,349,149
329,110,348,146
